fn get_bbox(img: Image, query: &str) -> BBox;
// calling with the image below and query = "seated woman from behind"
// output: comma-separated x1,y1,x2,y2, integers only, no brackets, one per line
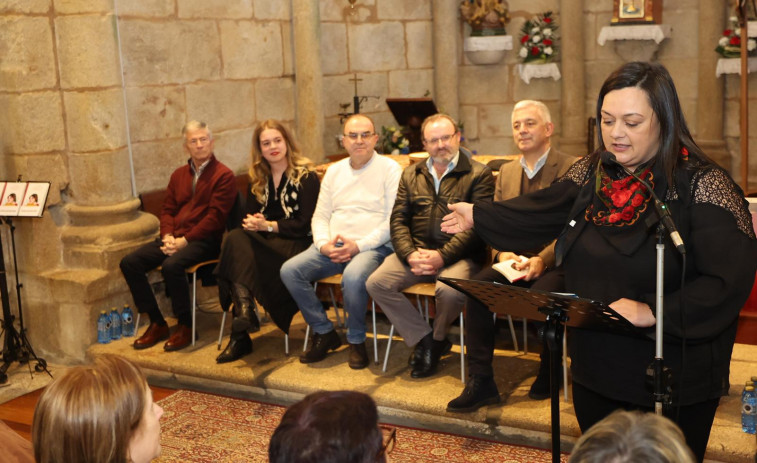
214,119,320,363
32,354,163,463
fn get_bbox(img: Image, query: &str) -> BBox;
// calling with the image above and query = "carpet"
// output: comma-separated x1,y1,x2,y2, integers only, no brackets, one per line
156,390,568,462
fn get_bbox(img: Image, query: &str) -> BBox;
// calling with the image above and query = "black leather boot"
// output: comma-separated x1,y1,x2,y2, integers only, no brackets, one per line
230,283,260,333
216,332,253,364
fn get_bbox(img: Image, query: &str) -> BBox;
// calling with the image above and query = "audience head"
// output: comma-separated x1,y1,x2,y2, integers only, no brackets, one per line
32,354,163,463
511,100,554,157
342,114,378,168
596,61,705,182
568,410,695,463
182,120,214,167
269,390,386,463
421,113,461,167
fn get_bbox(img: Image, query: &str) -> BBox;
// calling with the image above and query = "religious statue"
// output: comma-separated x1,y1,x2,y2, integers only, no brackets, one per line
460,0,510,36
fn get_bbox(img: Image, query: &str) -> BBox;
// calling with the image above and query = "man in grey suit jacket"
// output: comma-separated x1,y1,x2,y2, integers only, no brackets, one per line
448,100,578,412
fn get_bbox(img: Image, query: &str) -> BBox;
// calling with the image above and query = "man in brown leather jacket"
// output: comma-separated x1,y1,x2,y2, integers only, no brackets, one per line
366,114,494,379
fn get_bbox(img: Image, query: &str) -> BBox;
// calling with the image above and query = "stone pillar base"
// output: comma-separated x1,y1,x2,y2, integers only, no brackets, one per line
559,136,589,158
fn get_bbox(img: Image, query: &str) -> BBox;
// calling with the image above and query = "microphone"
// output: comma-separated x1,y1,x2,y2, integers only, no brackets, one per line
600,152,686,255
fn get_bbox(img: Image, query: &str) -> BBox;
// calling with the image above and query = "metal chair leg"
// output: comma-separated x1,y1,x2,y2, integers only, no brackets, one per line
371,300,378,364
382,325,395,372
459,311,465,384
523,317,528,354
217,311,227,349
563,328,569,401
191,271,197,346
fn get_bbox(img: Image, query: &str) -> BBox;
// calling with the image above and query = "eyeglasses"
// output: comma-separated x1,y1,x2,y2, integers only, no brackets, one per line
377,425,397,457
424,132,457,145
343,131,376,141
188,137,210,145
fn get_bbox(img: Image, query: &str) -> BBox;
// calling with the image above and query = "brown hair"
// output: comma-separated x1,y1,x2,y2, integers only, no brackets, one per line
249,119,313,203
420,113,459,140
32,354,148,463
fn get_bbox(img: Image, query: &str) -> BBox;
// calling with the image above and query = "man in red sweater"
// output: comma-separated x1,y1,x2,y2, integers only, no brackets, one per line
120,121,237,351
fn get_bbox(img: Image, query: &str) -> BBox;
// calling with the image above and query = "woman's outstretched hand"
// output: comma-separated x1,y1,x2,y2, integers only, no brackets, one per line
441,202,474,234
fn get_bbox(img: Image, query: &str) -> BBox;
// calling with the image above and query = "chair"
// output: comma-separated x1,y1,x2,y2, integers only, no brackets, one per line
381,282,467,383
302,274,380,364
134,259,222,347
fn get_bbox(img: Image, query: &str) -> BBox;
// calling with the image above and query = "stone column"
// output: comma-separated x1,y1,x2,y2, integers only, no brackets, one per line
4,4,158,361
559,0,587,156
696,0,729,170
292,0,326,162
432,0,460,120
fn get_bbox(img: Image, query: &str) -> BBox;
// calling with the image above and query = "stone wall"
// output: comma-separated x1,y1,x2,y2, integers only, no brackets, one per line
0,0,755,362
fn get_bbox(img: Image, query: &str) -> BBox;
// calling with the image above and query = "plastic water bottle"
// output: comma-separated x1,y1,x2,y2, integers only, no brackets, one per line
121,304,135,337
97,311,111,344
742,385,756,434
109,307,122,340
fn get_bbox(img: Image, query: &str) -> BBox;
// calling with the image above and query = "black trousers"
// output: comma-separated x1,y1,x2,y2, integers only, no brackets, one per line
466,266,565,378
572,381,719,463
120,238,220,327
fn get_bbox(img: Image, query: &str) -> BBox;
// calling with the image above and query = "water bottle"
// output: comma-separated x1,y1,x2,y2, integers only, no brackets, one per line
97,311,111,344
121,304,135,337
742,385,756,434
109,307,122,340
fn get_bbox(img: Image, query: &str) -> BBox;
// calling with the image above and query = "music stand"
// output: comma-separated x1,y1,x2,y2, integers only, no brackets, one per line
0,180,51,384
439,277,644,463
386,98,438,152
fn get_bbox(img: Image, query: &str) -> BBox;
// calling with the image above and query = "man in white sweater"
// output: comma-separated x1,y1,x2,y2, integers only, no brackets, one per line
281,114,402,369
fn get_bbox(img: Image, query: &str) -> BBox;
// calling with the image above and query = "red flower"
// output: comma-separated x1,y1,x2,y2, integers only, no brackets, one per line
681,146,689,160
621,206,635,221
531,46,540,55
608,213,621,223
521,35,529,44
544,17,552,23
724,29,732,36
544,38,553,46
730,36,741,46
631,193,645,207
611,189,632,208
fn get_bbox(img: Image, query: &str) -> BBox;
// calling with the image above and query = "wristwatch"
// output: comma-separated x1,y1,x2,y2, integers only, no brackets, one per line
267,222,273,232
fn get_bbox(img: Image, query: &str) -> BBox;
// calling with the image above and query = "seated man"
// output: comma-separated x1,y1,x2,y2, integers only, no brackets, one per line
281,114,402,369
447,100,577,411
120,121,237,352
367,114,494,379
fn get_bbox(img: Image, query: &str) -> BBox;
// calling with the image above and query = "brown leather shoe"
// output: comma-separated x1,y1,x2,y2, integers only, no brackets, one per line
133,322,169,350
163,325,194,351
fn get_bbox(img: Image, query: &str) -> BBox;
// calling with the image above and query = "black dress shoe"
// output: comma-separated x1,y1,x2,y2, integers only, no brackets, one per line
528,367,562,400
447,375,501,412
348,342,369,370
231,283,260,333
216,334,253,364
300,330,342,364
409,337,452,367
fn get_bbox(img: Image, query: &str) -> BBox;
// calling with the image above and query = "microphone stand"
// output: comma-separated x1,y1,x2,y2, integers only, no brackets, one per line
651,225,672,415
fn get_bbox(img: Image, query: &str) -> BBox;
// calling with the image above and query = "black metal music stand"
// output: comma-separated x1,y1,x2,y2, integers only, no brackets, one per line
439,277,645,463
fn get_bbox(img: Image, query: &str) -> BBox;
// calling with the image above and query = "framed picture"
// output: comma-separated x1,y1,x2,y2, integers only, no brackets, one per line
611,0,663,25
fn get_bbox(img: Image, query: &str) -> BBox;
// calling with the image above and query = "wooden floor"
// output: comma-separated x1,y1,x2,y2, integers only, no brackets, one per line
0,385,176,442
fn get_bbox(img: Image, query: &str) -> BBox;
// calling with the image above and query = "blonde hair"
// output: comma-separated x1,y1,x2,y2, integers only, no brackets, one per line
568,410,695,463
249,119,313,203
32,354,149,463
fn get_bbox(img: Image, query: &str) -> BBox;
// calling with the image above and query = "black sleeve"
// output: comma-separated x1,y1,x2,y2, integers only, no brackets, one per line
474,180,580,253
276,172,321,239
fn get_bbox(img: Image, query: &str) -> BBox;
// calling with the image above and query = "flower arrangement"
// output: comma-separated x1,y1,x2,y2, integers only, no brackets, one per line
459,0,511,36
715,16,757,58
518,11,558,64
379,126,409,154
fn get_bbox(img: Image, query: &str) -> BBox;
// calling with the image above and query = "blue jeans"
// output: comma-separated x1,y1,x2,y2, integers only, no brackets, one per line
281,244,392,344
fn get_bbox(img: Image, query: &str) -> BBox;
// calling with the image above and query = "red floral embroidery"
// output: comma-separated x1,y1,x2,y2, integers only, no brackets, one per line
681,147,689,161
587,166,653,227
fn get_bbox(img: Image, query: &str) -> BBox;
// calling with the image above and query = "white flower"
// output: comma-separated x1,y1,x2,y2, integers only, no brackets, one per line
531,26,540,34
730,16,738,22
519,47,528,58
543,28,552,37
544,47,553,55
719,37,729,47
749,39,757,52
735,28,741,37
532,35,542,43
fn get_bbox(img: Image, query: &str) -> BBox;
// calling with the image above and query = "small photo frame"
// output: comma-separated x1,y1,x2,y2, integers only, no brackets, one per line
18,182,50,217
612,0,663,25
